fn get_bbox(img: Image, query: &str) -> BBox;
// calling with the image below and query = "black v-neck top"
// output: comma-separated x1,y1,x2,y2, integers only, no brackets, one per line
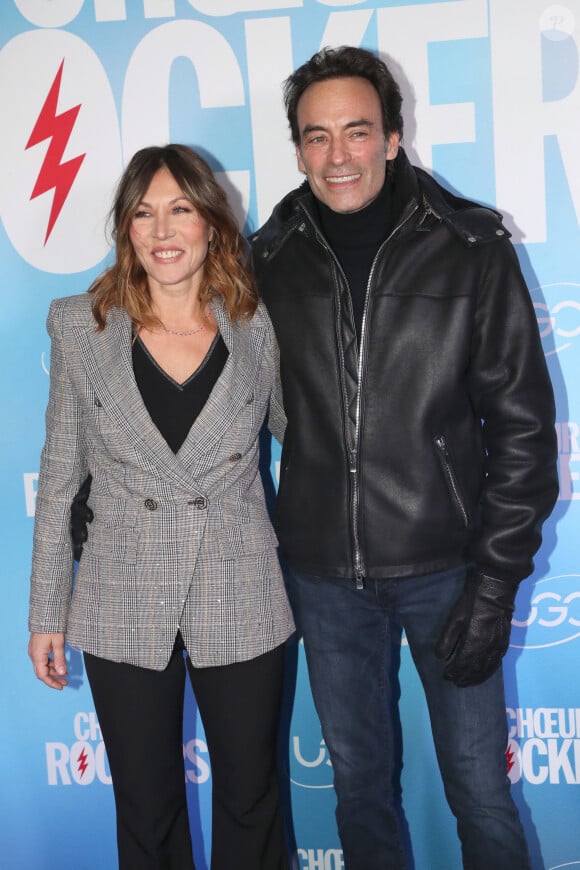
132,333,228,454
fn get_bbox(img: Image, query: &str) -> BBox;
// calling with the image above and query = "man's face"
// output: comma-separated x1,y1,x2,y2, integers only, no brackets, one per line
295,76,400,214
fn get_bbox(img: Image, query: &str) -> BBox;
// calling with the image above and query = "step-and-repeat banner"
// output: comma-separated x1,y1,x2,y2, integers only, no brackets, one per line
1,2,579,868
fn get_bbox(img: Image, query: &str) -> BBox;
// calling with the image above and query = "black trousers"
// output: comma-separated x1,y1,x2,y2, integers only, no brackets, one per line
84,638,289,870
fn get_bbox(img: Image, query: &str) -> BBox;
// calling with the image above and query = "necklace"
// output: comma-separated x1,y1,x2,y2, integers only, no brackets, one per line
159,322,204,337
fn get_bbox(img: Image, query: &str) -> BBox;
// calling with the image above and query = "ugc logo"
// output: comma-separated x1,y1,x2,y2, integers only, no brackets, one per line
531,283,580,356
511,574,580,649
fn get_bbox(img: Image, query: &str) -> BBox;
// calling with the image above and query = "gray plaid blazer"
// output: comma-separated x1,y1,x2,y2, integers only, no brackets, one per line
29,292,294,669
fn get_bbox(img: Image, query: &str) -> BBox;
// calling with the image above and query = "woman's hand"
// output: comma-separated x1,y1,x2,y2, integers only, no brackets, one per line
28,632,68,690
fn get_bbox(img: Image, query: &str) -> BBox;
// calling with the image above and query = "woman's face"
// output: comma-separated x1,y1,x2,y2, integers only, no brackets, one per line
129,166,212,297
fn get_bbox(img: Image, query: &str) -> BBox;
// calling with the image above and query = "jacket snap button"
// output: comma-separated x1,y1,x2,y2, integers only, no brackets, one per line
229,452,242,462
193,497,207,510
495,229,505,236
467,235,477,243
144,498,158,511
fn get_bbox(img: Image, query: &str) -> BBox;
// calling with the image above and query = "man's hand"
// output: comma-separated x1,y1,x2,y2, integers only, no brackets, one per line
28,632,68,690
434,571,518,687
71,474,93,561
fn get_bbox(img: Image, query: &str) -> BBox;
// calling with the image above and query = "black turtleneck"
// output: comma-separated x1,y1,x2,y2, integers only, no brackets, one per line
315,172,395,343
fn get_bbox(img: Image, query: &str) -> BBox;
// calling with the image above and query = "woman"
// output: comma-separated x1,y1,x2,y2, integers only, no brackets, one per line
28,144,294,869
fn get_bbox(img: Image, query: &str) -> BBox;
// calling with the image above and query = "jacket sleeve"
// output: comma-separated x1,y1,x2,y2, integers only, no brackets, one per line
251,242,287,445
258,299,286,444
268,332,286,445
468,240,558,582
29,298,89,633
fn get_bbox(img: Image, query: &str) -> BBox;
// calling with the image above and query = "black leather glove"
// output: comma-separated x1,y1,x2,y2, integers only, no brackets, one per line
434,570,519,688
70,475,93,562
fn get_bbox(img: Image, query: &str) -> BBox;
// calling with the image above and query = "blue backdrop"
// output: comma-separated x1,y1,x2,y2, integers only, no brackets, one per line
1,2,579,868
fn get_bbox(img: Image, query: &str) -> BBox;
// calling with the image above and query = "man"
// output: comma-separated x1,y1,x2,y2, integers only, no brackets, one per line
252,46,558,869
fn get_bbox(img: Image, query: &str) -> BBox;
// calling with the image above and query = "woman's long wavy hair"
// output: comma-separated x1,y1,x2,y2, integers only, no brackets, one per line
90,144,257,330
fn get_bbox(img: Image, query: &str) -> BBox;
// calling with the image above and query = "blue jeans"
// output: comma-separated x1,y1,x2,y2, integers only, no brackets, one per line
287,565,530,870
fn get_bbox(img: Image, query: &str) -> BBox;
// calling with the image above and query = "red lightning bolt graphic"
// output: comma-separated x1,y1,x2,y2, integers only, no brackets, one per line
77,746,89,779
505,744,515,775
26,59,86,245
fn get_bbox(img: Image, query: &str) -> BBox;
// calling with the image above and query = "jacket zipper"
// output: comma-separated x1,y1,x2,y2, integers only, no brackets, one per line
300,199,421,587
417,194,441,227
350,203,420,587
434,435,469,527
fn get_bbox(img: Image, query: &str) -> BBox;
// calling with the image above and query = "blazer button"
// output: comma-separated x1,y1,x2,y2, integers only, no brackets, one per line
193,496,207,510
228,452,242,462
246,393,254,405
144,498,158,511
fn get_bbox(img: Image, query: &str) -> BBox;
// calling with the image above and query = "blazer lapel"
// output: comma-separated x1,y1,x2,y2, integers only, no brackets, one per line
74,308,206,492
74,301,264,489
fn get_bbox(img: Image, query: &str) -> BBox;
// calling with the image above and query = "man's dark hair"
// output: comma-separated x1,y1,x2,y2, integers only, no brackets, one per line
283,45,404,145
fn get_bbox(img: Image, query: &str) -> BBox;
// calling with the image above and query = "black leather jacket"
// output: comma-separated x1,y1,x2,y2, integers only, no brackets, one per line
252,150,558,583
